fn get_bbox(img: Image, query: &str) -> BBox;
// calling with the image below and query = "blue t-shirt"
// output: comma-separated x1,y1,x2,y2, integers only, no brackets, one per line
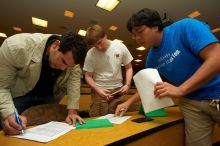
146,18,220,100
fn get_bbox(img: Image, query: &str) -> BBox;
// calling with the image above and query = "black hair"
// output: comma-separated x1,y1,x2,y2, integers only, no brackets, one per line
58,32,87,66
127,8,164,32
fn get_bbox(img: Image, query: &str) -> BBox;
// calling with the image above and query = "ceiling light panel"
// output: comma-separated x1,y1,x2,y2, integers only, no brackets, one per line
13,26,22,32
136,47,146,51
109,25,118,31
113,39,123,43
188,10,200,18
212,28,220,33
78,29,86,36
96,0,119,11
134,59,142,62
64,10,74,18
32,17,48,28
0,32,7,38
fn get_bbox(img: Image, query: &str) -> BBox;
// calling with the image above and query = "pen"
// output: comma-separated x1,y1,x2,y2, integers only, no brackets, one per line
14,111,24,134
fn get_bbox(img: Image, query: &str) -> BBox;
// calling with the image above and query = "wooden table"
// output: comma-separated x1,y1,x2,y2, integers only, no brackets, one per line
0,106,185,146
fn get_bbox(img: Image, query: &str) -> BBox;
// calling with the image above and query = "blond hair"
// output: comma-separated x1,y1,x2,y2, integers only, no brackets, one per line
85,25,105,45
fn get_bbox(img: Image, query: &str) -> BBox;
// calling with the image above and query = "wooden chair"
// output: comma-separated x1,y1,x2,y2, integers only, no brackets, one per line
21,104,68,126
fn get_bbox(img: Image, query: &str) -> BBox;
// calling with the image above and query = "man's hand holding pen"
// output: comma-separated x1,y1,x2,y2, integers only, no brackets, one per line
2,112,27,135
14,111,25,134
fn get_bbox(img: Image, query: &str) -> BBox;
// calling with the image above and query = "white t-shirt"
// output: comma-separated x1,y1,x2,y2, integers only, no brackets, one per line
83,40,133,89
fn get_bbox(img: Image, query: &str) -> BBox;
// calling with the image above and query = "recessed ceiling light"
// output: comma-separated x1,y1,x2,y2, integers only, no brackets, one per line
109,25,118,31
64,10,74,18
13,26,22,32
212,28,220,33
32,17,48,28
137,54,142,57
188,10,200,18
136,47,146,51
96,0,119,11
113,39,123,43
0,32,7,38
134,59,142,62
78,29,86,36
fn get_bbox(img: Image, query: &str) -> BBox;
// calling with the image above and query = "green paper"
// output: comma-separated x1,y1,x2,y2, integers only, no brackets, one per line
139,105,168,117
76,119,113,129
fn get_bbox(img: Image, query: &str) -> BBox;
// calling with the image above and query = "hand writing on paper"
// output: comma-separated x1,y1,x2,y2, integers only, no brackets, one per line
3,113,27,135
154,82,186,98
66,109,85,127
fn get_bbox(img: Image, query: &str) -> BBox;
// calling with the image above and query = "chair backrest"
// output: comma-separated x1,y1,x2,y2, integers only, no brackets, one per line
59,95,92,111
21,104,68,126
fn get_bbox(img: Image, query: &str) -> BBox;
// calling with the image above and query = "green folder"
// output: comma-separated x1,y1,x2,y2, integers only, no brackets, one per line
139,105,168,117
76,119,113,129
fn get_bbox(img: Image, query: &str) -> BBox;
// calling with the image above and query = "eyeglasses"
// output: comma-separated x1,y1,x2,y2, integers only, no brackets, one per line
131,26,147,39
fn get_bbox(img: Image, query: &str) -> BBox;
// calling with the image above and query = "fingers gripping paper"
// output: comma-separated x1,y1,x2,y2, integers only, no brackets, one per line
133,69,174,113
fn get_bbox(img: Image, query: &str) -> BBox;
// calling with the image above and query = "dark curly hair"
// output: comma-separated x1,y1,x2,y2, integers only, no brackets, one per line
58,32,87,66
127,8,164,33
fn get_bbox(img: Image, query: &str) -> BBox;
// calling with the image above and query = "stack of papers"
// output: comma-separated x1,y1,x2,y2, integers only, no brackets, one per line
11,115,131,142
10,121,74,143
97,114,131,124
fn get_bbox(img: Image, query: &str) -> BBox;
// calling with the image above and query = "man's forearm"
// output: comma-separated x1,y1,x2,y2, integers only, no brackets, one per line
0,90,16,119
125,64,133,86
127,92,141,105
85,75,99,92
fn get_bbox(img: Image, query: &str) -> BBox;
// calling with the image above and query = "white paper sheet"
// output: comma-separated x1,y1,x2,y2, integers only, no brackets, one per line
97,114,131,124
133,68,174,113
10,121,75,143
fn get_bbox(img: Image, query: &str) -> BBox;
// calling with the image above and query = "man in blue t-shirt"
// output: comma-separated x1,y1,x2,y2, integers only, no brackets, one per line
115,8,220,146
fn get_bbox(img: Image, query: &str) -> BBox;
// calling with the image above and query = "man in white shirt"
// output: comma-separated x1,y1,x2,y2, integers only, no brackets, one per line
83,25,133,117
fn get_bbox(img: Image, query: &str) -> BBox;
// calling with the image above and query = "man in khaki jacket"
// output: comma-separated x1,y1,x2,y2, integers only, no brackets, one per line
0,32,87,135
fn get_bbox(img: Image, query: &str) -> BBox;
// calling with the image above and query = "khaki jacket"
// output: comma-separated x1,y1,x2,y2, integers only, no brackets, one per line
0,33,81,118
